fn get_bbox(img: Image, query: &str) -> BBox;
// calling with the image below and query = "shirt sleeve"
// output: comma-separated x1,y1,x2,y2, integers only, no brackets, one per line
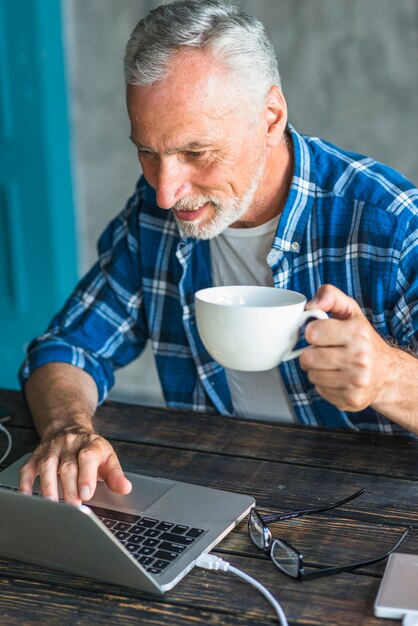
19,180,149,403
390,207,418,352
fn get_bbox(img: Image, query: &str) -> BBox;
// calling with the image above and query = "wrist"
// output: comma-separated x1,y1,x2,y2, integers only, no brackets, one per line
38,416,96,443
370,343,418,434
371,343,401,413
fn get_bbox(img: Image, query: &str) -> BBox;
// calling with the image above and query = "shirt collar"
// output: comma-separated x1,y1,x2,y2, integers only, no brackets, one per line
271,124,317,254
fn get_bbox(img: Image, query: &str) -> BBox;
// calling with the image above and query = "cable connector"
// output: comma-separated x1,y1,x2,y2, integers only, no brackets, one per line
196,552,289,625
196,553,230,571
403,613,418,626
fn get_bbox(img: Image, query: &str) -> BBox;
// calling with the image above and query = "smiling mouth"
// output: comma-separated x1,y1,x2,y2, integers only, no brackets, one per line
173,201,211,221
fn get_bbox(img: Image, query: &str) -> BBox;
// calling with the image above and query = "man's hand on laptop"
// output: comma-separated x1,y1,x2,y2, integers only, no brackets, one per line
19,363,132,505
18,430,132,506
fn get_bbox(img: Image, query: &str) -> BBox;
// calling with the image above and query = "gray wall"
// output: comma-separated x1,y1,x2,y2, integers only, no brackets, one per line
63,0,418,406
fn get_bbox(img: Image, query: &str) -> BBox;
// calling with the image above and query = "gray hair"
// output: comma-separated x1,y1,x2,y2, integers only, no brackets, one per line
124,0,281,110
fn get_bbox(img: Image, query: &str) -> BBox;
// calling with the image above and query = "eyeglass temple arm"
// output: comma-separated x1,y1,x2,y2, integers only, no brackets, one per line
300,526,411,580
262,488,365,524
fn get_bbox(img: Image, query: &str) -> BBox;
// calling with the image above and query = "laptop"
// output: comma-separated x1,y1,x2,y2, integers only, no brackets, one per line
0,454,254,594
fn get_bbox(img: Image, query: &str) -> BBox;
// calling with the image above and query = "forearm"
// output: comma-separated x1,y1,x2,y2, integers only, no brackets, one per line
372,346,418,435
24,363,99,441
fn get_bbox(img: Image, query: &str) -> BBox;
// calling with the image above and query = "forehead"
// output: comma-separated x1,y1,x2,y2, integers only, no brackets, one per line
127,50,250,143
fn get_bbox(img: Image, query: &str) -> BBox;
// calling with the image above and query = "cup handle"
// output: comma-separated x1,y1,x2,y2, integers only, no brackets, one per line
281,308,329,362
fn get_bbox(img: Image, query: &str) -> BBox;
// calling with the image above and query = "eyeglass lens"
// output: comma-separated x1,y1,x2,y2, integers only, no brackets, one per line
271,539,300,578
249,510,265,550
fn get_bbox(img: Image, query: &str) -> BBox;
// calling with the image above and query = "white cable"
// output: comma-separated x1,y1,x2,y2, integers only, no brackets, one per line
196,553,289,626
0,423,12,465
403,613,418,626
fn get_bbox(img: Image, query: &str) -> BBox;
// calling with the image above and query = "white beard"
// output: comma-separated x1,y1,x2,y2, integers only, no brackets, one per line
173,155,266,240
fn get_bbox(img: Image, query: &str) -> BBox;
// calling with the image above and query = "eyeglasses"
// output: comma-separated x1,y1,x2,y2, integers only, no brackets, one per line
248,488,411,580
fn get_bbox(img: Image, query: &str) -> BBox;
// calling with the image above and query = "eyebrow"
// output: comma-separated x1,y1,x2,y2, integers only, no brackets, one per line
129,137,212,154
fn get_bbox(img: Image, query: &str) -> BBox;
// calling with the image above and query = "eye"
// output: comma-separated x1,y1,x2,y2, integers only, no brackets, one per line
185,150,206,159
138,149,158,161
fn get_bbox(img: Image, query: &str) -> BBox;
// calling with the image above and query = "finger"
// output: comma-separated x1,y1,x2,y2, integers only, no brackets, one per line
18,457,39,496
37,452,60,501
306,284,363,320
300,346,345,371
307,369,345,389
99,451,132,495
59,455,82,505
314,385,369,412
315,385,347,406
77,445,102,501
305,318,357,347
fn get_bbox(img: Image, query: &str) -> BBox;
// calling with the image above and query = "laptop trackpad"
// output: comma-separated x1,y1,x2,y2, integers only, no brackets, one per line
0,454,175,515
87,472,175,515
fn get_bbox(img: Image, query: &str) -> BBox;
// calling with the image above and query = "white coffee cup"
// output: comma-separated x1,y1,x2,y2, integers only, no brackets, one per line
195,286,328,371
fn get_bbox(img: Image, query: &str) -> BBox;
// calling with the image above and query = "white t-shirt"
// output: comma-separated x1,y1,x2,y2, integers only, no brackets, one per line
210,217,296,423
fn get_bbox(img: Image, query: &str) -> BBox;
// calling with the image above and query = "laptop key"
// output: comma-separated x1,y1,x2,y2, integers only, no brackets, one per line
159,532,195,545
156,521,173,532
171,524,189,535
143,538,160,548
130,525,146,535
154,550,180,562
137,546,155,556
158,541,186,554
137,517,159,528
102,519,117,529
147,567,162,574
128,534,144,544
135,556,154,566
153,559,170,570
114,522,131,532
186,527,205,539
143,528,161,538
125,543,140,553
114,531,130,541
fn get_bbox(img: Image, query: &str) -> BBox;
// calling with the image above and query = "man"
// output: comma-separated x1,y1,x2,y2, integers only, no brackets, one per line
19,0,418,505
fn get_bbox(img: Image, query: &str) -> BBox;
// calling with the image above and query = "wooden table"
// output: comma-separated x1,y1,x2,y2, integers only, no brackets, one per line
0,388,417,625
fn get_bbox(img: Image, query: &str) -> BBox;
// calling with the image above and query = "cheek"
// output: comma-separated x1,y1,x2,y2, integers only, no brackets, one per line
185,161,229,193
203,153,249,188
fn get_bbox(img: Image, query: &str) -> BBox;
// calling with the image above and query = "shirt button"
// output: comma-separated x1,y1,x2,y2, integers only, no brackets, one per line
291,241,300,251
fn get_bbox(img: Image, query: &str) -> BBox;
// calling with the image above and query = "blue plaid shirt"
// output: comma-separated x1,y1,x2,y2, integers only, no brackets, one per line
21,125,418,435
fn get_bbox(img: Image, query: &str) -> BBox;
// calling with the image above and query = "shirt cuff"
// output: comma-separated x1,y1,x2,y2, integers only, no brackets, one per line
19,339,114,405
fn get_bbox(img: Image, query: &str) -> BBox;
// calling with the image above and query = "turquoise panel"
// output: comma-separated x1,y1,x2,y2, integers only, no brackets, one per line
0,0,77,389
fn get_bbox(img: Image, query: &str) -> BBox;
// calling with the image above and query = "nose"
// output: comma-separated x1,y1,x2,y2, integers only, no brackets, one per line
154,157,192,210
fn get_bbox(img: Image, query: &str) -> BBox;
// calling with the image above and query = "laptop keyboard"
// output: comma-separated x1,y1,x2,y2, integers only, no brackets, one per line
90,505,206,575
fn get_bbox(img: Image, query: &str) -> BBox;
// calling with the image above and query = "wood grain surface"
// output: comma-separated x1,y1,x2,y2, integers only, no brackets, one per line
1,389,417,625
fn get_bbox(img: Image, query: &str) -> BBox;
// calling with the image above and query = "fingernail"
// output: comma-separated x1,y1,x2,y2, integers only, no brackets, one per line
80,485,90,501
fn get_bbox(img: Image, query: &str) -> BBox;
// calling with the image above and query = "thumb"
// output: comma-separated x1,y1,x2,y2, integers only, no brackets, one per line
306,284,363,321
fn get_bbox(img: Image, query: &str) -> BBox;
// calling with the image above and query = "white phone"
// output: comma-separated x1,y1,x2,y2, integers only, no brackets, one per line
374,553,418,618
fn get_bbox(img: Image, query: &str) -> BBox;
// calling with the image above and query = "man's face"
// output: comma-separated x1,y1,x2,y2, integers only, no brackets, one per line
127,50,270,239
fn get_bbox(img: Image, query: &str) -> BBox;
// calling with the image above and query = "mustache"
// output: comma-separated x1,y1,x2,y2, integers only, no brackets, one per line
173,195,222,212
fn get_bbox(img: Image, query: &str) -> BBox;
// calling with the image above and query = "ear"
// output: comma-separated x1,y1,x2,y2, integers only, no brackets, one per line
262,86,288,148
